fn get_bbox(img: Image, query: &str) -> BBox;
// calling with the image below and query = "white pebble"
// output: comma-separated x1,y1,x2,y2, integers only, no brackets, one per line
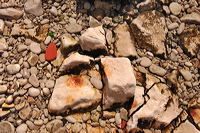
16,124,28,133
5,95,13,104
50,6,58,16
44,36,51,45
0,19,5,33
66,116,76,123
169,2,182,15
30,42,41,54
185,62,192,67
140,57,152,67
90,77,103,89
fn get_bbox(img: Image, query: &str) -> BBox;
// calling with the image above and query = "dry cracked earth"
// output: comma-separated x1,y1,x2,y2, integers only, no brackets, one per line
0,0,200,133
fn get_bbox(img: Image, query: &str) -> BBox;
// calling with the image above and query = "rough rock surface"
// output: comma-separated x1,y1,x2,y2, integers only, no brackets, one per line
101,57,136,109
173,120,200,133
180,12,200,24
130,10,167,56
48,75,102,114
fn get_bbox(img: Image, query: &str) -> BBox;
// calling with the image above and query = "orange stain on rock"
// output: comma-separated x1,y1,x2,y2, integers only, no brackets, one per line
189,108,200,122
65,76,84,88
65,95,75,103
131,100,138,108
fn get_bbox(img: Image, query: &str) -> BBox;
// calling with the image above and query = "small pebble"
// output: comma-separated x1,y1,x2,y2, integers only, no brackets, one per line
28,87,40,97
29,42,41,54
16,123,28,133
140,57,152,67
169,2,182,15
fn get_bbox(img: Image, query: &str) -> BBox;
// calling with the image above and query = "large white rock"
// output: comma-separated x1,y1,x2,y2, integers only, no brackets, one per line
79,26,107,55
0,8,23,20
59,52,94,73
130,10,167,56
48,75,102,114
173,120,200,133
101,57,136,109
127,83,182,132
24,0,43,16
113,22,137,57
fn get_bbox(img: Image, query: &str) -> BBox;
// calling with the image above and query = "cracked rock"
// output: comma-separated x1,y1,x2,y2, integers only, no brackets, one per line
173,120,200,133
130,10,167,56
101,57,136,109
48,75,102,114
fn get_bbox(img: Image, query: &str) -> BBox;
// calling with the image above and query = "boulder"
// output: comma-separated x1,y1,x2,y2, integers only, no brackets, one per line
0,8,23,20
130,10,167,56
24,0,43,16
113,22,137,57
101,57,136,109
48,75,102,114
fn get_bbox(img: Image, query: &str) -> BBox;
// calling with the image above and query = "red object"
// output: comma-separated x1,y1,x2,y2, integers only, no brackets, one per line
45,43,57,61
121,120,127,129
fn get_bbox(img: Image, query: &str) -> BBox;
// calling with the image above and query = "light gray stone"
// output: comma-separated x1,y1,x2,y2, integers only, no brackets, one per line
24,0,43,16
72,122,82,133
66,116,76,123
46,119,63,132
89,16,101,28
45,80,55,88
7,64,20,74
167,22,179,30
177,23,185,35
0,19,4,33
16,123,28,133
0,42,8,52
43,88,50,96
149,64,167,76
0,8,23,20
28,87,40,97
66,23,82,33
90,77,103,90
19,104,32,120
50,6,58,16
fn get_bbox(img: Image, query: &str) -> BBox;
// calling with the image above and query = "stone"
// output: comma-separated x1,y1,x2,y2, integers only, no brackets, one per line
45,42,57,61
28,53,39,66
0,109,10,118
180,12,200,24
89,16,101,28
127,83,182,132
0,98,5,105
5,95,13,104
41,19,49,25
60,34,78,57
54,127,67,133
179,26,200,57
28,87,40,97
169,2,182,15
34,120,43,126
6,64,20,74
66,23,82,33
162,5,170,14
0,42,8,52
0,8,23,20
120,108,128,121
16,123,28,133
48,75,102,114
0,121,15,133
24,0,43,16
130,10,167,56
59,52,94,73
51,48,64,67
173,120,199,133
189,108,200,128
90,77,103,90
113,22,137,57
72,122,82,133
66,116,77,123
19,104,32,120
45,80,55,88
79,26,107,55
18,45,28,52
0,19,4,33
30,42,41,54
106,29,112,45
43,88,50,96
30,67,38,75
0,85,7,94
101,57,136,109
46,119,63,132
115,113,121,127
167,22,179,30
86,124,105,133
177,23,185,35
50,6,58,16
91,112,100,122
180,69,192,81
91,8,105,21
29,74,39,87
149,64,167,76
140,57,152,67
84,2,91,10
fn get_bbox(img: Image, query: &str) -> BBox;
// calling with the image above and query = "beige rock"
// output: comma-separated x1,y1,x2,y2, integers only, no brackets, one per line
79,26,107,55
180,12,200,24
51,48,64,67
101,57,136,109
130,10,167,56
24,0,43,16
0,121,15,133
59,52,93,73
0,8,23,20
173,120,200,133
113,22,137,57
48,75,102,114
127,83,182,132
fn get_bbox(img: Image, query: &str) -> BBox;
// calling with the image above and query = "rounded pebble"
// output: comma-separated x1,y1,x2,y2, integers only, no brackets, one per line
28,87,40,97
140,57,152,67
30,42,41,54
90,77,103,89
169,2,182,15
16,123,28,133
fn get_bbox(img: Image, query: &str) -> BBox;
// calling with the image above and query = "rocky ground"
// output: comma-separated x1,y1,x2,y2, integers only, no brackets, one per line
0,0,200,133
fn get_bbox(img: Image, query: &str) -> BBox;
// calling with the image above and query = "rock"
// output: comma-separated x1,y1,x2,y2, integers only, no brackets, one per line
79,26,107,55
115,113,121,127
34,119,43,126
113,22,137,57
91,8,105,20
48,75,102,114
66,23,82,33
179,26,200,57
162,5,170,15
7,64,20,74
84,2,91,10
0,109,10,118
50,6,58,16
66,116,77,123
29,74,39,87
0,19,4,33
28,53,39,66
5,95,13,104
16,123,28,133
130,10,167,56
0,85,7,94
43,88,50,96
0,8,23,20
45,42,57,61
41,19,49,25
0,121,15,133
101,57,136,109
18,45,28,52
51,48,64,67
60,34,78,57
0,41,8,52
24,0,43,16
91,112,100,122
169,2,182,15
173,120,199,133
180,12,200,24
189,108,200,128
89,16,101,28
180,69,192,81
127,83,182,132
19,104,32,120
177,23,185,35
86,124,104,133
59,52,94,73
167,22,179,30
28,87,40,97
140,57,152,67
149,64,167,76
29,42,41,54
72,122,82,133
45,80,55,88
46,119,63,132
90,77,103,90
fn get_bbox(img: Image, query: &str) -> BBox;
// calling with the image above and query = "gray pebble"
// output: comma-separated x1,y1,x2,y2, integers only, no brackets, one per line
45,80,55,88
180,69,192,81
72,122,82,133
177,23,185,35
149,64,167,76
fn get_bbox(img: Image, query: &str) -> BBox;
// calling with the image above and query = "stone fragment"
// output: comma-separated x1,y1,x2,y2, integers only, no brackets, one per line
66,116,77,123
28,87,40,97
60,34,78,57
29,74,39,87
162,5,170,14
140,57,152,67
18,45,28,52
29,42,41,54
180,69,192,81
173,120,199,133
16,123,28,133
48,75,102,114
0,19,4,33
45,80,55,88
79,26,107,55
0,8,23,20
101,57,136,109
86,124,105,133
28,53,38,66
169,2,182,15
90,77,103,90
127,83,182,132
130,10,167,56
6,64,20,74
0,41,7,52
59,52,94,73
189,108,200,128
51,48,64,67
66,23,82,33
113,22,137,57
149,64,167,76
177,23,185,35
115,113,121,127
50,6,58,16
24,0,43,16
180,12,200,24
167,22,179,30
89,16,101,28
45,42,57,61
0,121,15,133
46,119,63,132
19,104,32,120
0,85,7,94
43,88,50,96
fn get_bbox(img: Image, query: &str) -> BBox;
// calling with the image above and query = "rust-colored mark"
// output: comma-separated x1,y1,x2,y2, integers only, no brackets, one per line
104,64,112,78
65,95,75,103
65,76,83,88
189,108,200,122
131,100,138,108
